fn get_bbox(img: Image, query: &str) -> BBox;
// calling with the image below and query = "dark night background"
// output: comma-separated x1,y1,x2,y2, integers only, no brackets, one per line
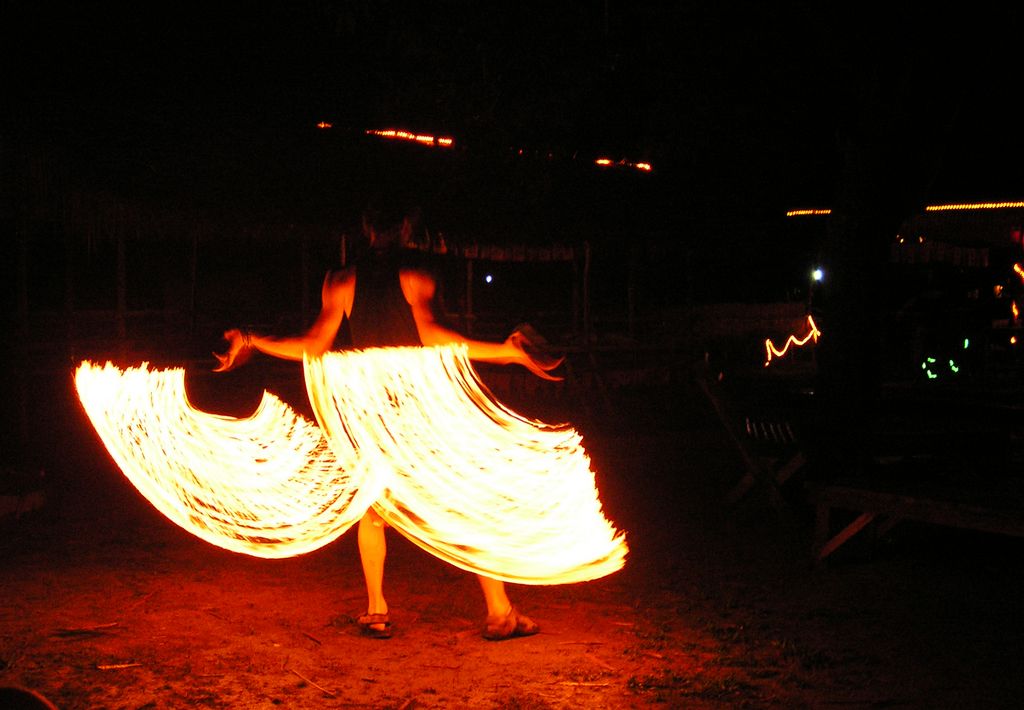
4,0,1024,481
5,1,1021,296
4,5,1024,707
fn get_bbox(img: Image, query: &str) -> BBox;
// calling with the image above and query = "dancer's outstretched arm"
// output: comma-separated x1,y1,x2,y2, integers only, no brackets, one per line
402,270,563,380
214,270,354,371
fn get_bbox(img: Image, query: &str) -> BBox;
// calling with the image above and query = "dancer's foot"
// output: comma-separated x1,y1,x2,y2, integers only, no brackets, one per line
357,612,392,639
483,606,539,641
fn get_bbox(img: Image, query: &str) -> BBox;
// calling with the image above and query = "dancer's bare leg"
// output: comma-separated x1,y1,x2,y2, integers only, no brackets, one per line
477,575,512,618
478,575,539,639
358,509,388,630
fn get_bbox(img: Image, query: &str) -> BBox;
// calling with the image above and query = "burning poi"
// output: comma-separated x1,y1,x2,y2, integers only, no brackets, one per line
75,345,628,584
77,207,627,641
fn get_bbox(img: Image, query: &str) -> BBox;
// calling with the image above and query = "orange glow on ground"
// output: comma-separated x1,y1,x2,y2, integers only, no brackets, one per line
75,346,627,584
764,315,821,366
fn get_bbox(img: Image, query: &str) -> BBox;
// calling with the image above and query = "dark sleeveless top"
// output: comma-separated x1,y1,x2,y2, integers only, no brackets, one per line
346,253,422,348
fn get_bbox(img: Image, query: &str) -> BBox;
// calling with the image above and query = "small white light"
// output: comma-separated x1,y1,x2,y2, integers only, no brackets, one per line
812,268,824,282
484,274,493,284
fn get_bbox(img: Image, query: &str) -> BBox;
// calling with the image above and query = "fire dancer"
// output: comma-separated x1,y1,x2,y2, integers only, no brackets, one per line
213,206,562,640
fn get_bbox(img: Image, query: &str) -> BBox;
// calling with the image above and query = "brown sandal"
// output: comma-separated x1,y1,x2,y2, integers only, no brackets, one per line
483,606,539,641
357,612,392,639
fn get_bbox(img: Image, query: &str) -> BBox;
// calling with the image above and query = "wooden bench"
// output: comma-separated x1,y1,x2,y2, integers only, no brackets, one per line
807,479,1024,563
697,371,810,510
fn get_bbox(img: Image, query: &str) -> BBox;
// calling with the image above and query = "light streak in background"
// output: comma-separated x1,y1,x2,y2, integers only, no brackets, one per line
361,127,651,171
787,201,1024,217
921,356,961,380
764,315,821,367
365,128,455,148
595,157,653,173
75,346,628,584
785,208,833,217
925,201,1024,212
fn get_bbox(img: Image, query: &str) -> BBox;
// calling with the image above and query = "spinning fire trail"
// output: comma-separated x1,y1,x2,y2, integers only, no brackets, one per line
75,345,628,584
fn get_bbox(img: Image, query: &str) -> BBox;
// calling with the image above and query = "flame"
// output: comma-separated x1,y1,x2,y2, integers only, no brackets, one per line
316,121,333,129
764,315,821,366
75,346,627,583
75,362,368,559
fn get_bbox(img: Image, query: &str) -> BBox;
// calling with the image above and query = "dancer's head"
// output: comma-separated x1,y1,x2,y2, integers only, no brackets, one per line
361,197,417,252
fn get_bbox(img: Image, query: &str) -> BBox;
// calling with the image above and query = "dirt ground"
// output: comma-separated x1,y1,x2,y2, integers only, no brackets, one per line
2,372,1023,709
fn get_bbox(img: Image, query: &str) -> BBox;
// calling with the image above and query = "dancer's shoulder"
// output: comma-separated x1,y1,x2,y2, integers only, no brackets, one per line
324,267,356,290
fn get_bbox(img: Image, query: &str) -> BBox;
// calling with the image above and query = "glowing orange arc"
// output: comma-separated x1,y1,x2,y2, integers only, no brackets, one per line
764,315,821,366
75,346,628,584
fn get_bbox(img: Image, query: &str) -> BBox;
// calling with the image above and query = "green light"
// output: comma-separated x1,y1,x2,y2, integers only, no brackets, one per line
963,338,970,349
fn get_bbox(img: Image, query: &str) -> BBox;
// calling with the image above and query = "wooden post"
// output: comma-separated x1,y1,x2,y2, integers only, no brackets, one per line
16,224,28,325
189,228,198,337
465,257,474,335
15,223,30,446
301,229,310,324
64,229,74,345
116,226,127,345
627,240,637,340
583,241,592,344
571,245,580,339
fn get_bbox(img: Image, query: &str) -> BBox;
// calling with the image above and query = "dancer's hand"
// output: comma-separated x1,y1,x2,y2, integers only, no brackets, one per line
213,329,253,372
506,329,564,381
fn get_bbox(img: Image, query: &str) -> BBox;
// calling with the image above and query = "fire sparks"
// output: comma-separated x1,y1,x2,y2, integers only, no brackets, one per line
75,346,627,583
764,315,821,366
